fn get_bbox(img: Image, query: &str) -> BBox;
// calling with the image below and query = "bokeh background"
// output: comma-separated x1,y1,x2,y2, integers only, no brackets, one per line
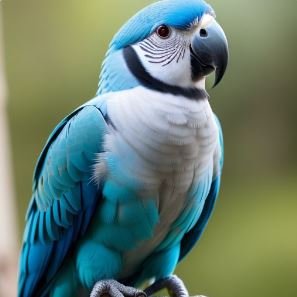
1,0,297,296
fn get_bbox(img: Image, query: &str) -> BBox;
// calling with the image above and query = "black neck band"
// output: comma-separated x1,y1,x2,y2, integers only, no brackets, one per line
123,46,209,100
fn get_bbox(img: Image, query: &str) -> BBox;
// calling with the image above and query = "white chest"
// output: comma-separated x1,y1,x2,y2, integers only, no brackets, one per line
100,87,218,188
94,87,219,275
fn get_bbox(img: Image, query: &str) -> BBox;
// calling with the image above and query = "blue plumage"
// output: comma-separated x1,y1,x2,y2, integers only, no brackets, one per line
18,1,228,296
19,104,108,296
110,0,213,51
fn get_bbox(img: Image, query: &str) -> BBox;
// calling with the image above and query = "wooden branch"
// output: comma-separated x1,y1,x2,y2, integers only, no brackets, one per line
0,5,19,297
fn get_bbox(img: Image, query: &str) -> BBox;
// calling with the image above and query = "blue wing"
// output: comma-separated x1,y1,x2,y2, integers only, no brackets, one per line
18,99,108,297
179,115,224,261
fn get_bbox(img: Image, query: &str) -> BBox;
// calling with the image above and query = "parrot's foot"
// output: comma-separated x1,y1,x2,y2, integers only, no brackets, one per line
90,280,147,297
144,275,189,297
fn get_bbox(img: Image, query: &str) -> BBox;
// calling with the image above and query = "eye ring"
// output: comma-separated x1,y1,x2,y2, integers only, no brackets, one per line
156,25,171,39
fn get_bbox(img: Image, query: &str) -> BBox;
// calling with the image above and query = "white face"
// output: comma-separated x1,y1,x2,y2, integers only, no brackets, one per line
132,14,215,89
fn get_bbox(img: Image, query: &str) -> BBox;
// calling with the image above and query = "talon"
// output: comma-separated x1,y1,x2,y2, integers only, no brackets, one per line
90,280,146,297
135,293,147,297
144,275,189,297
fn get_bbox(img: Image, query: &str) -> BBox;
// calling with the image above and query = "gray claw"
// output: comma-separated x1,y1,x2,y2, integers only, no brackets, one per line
144,275,189,297
90,280,146,297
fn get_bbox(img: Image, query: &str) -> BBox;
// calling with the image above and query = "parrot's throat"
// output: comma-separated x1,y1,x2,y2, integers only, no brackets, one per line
123,46,209,100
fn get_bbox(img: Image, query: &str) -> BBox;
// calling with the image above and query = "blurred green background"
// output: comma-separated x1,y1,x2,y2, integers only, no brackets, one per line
1,0,297,296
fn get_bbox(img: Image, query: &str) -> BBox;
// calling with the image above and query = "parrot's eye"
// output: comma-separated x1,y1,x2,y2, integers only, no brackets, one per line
156,25,171,39
200,28,208,38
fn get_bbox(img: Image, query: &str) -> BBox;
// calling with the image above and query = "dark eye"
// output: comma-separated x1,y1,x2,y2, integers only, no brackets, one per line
156,25,171,39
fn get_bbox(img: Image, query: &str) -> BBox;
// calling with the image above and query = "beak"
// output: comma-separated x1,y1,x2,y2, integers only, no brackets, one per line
190,19,229,87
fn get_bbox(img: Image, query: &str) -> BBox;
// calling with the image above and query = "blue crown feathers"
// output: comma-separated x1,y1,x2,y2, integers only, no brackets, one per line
109,0,214,51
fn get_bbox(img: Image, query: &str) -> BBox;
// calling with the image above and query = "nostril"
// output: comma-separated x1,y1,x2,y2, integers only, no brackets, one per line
200,28,208,37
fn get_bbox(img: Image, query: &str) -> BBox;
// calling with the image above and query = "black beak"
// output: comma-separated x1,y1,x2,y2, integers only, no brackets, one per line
190,20,229,87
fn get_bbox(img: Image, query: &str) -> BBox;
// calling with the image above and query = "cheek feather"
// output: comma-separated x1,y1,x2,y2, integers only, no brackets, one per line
138,32,189,67
130,28,205,90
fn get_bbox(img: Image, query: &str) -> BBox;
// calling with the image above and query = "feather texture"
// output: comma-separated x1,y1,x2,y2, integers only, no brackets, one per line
18,102,108,297
18,1,225,295
19,89,223,296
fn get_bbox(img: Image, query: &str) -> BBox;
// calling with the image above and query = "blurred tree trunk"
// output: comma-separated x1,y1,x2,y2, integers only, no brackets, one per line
0,5,18,297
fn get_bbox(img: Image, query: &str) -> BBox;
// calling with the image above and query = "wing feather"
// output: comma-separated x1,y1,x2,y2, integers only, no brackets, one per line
18,101,108,297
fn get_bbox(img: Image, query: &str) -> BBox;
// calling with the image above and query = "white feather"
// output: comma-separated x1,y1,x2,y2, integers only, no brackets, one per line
93,86,219,276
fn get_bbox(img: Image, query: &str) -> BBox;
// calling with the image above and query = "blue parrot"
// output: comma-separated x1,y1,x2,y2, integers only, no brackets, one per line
18,0,228,296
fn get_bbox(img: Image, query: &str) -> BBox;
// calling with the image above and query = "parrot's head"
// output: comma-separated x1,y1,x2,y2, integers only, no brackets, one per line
98,0,228,98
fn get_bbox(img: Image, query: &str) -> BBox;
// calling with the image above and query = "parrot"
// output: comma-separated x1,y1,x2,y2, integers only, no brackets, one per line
18,0,228,296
